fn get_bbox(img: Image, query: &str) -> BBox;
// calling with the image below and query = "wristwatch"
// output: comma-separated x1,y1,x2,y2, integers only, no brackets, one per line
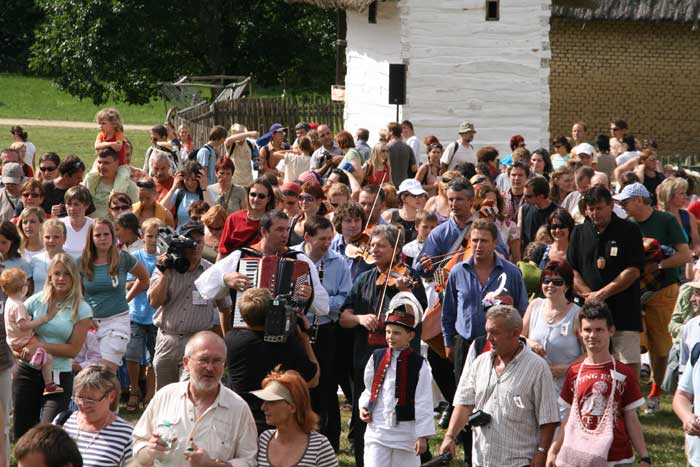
639,456,652,464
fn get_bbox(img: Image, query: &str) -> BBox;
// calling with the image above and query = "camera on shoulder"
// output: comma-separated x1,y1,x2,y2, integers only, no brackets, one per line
467,409,492,427
156,227,198,273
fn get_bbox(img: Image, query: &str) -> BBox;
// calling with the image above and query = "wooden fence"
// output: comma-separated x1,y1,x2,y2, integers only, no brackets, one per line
174,96,345,147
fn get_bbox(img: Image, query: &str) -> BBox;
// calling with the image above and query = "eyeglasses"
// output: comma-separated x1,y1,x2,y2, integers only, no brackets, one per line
192,356,226,367
110,204,131,212
549,224,567,230
543,278,565,286
39,166,57,172
249,192,268,199
299,194,316,202
73,393,109,405
22,192,42,198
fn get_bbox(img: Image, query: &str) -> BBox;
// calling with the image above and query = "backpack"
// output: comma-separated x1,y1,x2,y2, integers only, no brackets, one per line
188,144,214,163
445,141,461,167
172,188,204,224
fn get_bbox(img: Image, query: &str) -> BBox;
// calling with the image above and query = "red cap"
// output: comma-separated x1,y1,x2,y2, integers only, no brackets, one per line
385,307,416,330
281,182,300,195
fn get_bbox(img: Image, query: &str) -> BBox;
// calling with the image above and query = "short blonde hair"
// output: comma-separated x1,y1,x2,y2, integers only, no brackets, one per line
656,177,688,211
238,288,271,327
0,268,26,295
141,218,162,233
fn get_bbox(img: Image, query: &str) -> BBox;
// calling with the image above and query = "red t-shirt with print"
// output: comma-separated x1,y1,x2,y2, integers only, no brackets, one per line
560,359,644,462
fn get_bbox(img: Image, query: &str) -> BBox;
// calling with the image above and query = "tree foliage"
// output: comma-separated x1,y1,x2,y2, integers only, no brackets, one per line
0,0,43,72
29,0,337,105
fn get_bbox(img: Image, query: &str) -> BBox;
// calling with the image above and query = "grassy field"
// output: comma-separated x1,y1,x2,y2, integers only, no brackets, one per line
0,74,165,124
0,125,150,168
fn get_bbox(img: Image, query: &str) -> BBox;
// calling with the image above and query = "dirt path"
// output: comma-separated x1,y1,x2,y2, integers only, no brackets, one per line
0,118,151,131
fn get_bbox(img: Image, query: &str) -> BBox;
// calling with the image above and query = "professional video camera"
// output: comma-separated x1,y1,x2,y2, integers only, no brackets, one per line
263,293,298,344
156,227,197,273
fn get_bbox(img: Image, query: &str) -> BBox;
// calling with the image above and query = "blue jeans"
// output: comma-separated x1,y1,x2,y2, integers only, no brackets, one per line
124,322,157,366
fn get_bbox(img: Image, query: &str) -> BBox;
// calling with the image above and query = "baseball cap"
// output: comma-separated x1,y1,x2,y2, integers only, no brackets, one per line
2,162,23,185
269,123,287,134
180,221,205,237
397,178,427,196
613,182,651,202
458,122,476,134
500,154,513,167
573,143,595,156
295,122,310,132
251,381,294,404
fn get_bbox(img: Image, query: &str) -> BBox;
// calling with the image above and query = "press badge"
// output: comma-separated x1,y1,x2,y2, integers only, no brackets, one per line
513,396,525,409
192,290,207,306
610,246,618,257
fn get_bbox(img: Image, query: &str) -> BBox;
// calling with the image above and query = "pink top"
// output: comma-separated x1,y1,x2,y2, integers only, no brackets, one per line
4,296,35,350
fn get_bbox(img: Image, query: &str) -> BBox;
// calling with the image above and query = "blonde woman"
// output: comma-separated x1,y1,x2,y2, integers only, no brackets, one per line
363,143,391,186
12,254,92,439
657,177,700,279
424,170,462,224
19,207,46,261
80,218,150,371
30,218,67,295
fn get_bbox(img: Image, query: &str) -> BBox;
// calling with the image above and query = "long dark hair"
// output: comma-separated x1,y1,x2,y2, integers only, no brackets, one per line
0,221,21,260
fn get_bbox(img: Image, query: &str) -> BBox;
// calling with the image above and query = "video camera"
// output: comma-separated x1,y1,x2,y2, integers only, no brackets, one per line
156,227,197,273
264,294,297,344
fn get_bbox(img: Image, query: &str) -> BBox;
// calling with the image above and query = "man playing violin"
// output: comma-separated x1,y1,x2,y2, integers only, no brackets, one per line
195,209,329,327
340,224,427,467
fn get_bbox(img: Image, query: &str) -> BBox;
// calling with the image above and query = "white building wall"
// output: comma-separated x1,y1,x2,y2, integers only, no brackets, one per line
402,0,552,158
343,2,403,144
343,0,551,160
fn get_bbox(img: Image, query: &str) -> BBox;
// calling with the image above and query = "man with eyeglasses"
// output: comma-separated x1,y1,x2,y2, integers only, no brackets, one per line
134,331,258,467
148,221,233,390
41,155,86,218
149,151,175,202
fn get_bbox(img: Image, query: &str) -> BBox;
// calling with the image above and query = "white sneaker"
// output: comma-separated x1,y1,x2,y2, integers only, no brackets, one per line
645,396,659,414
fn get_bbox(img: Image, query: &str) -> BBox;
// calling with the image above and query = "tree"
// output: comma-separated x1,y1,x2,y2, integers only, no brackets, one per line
29,0,337,105
0,0,43,72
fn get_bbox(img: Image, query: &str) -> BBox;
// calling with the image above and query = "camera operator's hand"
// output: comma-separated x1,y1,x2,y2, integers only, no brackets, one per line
156,254,172,275
357,314,378,332
223,272,250,292
198,168,208,190
439,434,457,458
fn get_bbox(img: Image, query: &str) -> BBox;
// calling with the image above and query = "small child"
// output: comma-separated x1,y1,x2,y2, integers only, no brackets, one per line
402,210,438,306
85,108,133,195
0,268,62,395
359,293,434,467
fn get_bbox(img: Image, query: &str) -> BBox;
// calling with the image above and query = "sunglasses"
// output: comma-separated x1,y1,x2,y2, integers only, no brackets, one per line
249,192,268,199
441,177,453,184
549,224,567,230
22,192,42,198
299,194,316,202
39,166,57,172
110,204,130,212
543,278,565,286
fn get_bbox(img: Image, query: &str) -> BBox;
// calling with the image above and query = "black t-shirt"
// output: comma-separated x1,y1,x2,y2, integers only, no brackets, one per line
643,171,665,207
520,202,558,247
41,181,68,216
567,214,644,331
225,328,317,432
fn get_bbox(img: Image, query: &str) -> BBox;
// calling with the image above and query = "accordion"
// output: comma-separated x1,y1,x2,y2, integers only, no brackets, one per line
232,249,311,328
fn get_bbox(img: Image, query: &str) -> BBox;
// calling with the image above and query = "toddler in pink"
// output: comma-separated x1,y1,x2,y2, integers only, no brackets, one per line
0,268,62,395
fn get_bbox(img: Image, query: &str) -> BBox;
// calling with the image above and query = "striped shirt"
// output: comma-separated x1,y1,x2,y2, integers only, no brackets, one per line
257,430,337,467
455,344,560,467
61,412,133,467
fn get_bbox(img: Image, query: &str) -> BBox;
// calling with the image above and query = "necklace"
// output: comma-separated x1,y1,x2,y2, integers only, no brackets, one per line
545,301,566,324
76,413,114,452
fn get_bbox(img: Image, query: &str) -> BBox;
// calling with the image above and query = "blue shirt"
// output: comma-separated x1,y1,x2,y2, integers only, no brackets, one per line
413,217,508,278
128,249,158,324
196,145,217,186
80,250,137,319
441,254,528,346
25,292,92,372
292,243,352,324
174,189,214,231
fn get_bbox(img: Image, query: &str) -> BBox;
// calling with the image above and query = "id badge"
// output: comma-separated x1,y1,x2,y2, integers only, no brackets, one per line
192,290,207,306
561,322,569,336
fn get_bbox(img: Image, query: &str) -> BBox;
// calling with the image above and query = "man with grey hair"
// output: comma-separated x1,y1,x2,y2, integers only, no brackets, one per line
149,150,175,202
133,331,258,467
440,305,559,467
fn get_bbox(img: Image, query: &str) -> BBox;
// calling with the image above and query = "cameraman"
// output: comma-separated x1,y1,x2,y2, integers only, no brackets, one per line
148,221,233,390
439,305,559,467
226,287,319,434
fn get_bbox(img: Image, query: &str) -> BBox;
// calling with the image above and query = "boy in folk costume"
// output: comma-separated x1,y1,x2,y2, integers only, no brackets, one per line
359,293,435,467
547,301,651,467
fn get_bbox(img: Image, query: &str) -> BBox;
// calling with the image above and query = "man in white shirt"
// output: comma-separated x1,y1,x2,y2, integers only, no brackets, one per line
440,122,477,172
402,120,421,164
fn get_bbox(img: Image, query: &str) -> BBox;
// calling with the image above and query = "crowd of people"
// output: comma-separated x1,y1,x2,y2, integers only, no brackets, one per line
3,114,700,467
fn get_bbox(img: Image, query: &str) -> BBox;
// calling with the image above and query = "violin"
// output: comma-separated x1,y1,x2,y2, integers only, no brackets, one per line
345,232,376,264
376,263,417,289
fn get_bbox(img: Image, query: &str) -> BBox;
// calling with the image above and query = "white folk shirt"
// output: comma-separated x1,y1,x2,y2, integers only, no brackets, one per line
132,382,258,467
359,349,436,452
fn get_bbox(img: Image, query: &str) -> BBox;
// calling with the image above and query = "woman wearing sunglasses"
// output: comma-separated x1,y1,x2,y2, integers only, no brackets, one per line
218,177,276,260
35,152,61,183
522,261,583,393
539,208,575,269
288,182,326,247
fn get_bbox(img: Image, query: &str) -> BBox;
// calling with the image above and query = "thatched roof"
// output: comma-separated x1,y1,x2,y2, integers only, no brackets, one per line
287,0,375,11
552,0,700,23
289,0,700,23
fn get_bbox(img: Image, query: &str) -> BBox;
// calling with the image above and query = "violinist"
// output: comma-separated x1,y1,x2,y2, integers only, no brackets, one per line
291,215,352,451
330,201,374,280
339,224,427,467
358,184,387,230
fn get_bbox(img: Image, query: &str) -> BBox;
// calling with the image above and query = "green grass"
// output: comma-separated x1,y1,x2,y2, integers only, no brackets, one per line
0,125,150,168
0,74,165,124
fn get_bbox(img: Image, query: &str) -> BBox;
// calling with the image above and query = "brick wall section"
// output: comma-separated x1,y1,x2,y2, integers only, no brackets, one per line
549,17,700,161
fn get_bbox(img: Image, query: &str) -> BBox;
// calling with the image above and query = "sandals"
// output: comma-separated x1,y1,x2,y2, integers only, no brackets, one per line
126,394,140,412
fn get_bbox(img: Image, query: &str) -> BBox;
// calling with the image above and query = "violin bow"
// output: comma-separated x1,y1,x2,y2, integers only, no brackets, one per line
376,225,402,319
357,171,388,259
